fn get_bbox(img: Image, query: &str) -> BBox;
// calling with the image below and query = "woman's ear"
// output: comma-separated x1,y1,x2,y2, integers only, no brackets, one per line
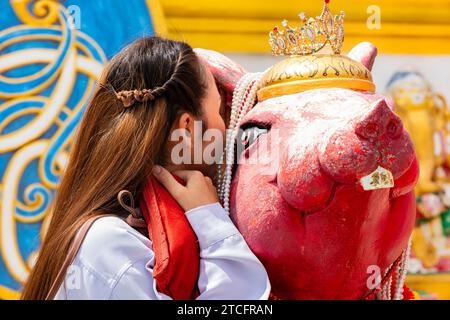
165,112,196,167
176,112,194,140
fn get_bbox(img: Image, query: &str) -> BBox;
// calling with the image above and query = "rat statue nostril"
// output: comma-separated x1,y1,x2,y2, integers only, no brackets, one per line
355,99,401,142
386,118,403,139
356,122,380,140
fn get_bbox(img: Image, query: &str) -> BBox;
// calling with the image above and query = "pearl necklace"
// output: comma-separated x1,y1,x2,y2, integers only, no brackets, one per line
393,236,412,300
217,72,263,213
375,236,412,300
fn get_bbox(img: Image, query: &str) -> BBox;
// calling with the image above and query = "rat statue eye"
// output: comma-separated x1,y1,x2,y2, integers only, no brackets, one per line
237,123,269,150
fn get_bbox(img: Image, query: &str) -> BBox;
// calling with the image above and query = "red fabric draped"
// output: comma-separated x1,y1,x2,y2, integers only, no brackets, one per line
139,175,200,300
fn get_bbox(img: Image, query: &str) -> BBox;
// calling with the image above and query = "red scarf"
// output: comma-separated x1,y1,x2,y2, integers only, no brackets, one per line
139,175,200,300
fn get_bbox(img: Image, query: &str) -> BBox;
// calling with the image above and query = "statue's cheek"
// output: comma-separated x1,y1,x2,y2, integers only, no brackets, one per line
278,146,335,213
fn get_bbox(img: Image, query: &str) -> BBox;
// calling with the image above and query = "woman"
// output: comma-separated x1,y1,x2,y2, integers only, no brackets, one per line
21,37,270,300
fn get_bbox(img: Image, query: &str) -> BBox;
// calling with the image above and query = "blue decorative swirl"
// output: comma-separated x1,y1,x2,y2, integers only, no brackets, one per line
0,0,157,300
0,28,105,64
0,100,45,132
0,8,72,96
16,184,51,218
42,98,89,186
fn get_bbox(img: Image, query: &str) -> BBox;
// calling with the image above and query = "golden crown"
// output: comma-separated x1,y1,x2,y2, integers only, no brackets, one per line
258,1,375,102
269,0,345,56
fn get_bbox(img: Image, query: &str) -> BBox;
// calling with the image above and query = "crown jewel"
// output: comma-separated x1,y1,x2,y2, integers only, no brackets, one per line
269,0,345,56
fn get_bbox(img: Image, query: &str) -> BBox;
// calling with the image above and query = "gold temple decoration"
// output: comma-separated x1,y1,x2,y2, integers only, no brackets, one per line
387,71,450,197
258,0,376,102
387,70,450,273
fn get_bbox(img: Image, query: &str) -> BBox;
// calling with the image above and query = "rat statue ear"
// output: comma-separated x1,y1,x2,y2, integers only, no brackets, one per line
194,48,247,108
348,42,378,71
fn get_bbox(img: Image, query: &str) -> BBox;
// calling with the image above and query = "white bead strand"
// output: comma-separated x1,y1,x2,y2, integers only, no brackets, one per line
217,72,263,213
393,236,412,300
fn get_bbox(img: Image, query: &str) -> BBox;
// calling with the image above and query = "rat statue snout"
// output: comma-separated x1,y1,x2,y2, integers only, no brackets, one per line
319,98,415,187
277,95,416,214
355,99,403,141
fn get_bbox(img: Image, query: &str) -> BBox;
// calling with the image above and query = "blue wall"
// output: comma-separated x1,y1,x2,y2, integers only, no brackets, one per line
0,0,157,298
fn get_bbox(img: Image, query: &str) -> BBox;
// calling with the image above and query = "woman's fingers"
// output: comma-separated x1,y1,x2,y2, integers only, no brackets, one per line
172,170,202,181
152,165,185,197
204,176,213,186
153,167,219,212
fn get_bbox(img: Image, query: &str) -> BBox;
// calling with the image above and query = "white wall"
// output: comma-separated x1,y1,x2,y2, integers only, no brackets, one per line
225,53,450,103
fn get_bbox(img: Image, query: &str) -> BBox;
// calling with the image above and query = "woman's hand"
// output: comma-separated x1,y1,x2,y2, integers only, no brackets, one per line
152,165,220,212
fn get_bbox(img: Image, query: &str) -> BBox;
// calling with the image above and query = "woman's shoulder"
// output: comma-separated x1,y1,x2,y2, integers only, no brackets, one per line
83,215,150,247
75,215,154,283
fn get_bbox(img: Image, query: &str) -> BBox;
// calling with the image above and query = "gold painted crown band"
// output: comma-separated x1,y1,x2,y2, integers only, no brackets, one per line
257,77,376,102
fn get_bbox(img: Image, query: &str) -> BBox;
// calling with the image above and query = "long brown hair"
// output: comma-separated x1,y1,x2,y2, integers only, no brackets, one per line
21,37,207,299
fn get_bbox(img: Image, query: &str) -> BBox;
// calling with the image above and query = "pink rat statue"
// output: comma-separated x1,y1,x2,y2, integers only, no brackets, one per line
197,40,418,300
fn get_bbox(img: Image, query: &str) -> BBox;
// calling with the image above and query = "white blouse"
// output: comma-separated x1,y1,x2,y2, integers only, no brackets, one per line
54,203,271,300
